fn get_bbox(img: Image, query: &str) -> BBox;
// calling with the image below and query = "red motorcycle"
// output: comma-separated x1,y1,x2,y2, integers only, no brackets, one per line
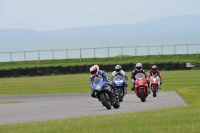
134,73,149,102
149,74,161,97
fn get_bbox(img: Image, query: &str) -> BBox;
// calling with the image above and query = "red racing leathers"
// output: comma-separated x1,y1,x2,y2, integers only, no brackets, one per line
148,70,162,85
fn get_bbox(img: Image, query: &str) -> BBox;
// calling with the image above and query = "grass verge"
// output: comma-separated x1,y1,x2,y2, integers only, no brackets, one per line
0,101,25,104
0,70,200,133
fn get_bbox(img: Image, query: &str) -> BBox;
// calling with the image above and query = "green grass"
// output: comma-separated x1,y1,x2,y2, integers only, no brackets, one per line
0,70,200,133
0,70,199,96
0,74,90,95
0,54,199,70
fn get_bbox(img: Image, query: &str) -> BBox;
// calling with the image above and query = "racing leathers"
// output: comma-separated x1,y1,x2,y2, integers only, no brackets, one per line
130,69,149,91
90,70,117,98
111,70,128,94
148,70,163,88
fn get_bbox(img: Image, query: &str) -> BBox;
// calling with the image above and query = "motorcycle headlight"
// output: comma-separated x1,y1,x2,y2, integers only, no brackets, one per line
95,85,102,91
115,80,123,84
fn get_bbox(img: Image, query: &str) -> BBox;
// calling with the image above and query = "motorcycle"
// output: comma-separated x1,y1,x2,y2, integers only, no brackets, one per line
134,73,149,102
92,77,120,110
149,74,161,97
112,75,128,102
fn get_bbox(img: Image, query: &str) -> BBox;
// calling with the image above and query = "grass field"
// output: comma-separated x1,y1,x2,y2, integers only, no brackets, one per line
0,70,200,133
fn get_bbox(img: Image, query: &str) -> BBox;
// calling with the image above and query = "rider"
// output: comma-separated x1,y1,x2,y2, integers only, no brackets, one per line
148,65,163,89
111,65,128,94
89,65,117,98
130,63,150,92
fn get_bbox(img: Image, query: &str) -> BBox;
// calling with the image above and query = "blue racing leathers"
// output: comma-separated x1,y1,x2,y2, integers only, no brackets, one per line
90,70,109,90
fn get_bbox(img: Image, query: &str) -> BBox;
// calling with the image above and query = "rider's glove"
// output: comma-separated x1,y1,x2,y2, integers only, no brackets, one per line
160,81,162,85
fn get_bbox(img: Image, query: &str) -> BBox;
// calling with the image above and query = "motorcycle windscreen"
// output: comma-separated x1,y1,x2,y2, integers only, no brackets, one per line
151,74,159,78
135,73,145,79
113,75,123,81
92,77,105,90
113,75,124,86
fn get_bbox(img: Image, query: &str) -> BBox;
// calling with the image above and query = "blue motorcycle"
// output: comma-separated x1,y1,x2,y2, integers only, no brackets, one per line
112,75,127,102
92,77,120,110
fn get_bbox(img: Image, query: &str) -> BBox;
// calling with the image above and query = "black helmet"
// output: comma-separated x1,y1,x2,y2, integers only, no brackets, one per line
115,65,121,72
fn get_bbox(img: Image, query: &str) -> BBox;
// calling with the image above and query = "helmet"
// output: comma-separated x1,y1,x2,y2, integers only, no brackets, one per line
90,65,99,76
151,65,157,72
115,65,121,72
135,63,143,71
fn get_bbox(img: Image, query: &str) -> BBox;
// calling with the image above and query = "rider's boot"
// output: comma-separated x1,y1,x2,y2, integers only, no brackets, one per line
112,86,119,96
91,91,96,98
131,82,135,91
148,86,151,94
131,86,135,91
124,87,127,95
115,89,119,97
109,84,118,96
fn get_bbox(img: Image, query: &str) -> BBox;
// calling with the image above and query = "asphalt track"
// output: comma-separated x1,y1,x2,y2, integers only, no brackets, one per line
0,91,187,125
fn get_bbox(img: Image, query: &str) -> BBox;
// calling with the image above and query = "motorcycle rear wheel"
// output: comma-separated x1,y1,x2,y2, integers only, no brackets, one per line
119,98,123,102
113,100,120,109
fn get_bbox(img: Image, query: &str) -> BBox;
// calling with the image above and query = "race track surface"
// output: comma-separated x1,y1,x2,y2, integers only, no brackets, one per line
0,91,187,125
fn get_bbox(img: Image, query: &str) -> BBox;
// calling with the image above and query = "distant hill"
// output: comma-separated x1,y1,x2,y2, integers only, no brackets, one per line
0,15,200,52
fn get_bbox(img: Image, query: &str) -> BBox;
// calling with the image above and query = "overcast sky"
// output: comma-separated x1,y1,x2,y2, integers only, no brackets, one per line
0,0,199,31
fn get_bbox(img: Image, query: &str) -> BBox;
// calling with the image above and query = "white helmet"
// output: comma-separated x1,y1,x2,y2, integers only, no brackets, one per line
115,65,121,73
135,63,143,71
90,65,99,76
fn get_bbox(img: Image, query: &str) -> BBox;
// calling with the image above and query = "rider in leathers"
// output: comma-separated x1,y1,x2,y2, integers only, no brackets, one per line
89,65,118,103
131,63,150,93
111,65,128,94
148,65,163,89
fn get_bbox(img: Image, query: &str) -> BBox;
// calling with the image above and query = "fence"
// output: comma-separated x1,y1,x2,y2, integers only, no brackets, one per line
0,44,200,62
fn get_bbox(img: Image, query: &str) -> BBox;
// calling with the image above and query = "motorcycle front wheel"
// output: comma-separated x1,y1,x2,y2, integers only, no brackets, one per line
118,89,123,102
140,89,146,102
153,86,157,97
100,92,112,110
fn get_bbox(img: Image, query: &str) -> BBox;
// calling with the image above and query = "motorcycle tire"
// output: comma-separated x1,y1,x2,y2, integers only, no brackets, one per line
119,98,123,102
100,92,112,110
118,89,123,102
140,89,146,102
113,100,120,109
153,86,157,97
